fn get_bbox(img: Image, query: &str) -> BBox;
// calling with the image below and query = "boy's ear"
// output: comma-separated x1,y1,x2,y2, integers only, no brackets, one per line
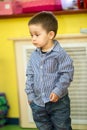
48,31,55,39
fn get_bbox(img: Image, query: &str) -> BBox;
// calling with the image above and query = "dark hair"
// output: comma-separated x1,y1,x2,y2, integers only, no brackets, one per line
28,11,58,37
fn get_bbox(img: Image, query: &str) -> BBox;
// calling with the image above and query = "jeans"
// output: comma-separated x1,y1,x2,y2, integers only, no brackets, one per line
30,94,72,130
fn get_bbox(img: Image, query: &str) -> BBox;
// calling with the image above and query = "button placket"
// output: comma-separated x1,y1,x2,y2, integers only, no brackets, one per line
40,54,46,100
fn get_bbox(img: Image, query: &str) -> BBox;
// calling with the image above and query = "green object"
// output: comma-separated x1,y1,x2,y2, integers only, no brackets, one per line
0,93,9,126
0,96,7,106
0,118,6,126
0,125,38,130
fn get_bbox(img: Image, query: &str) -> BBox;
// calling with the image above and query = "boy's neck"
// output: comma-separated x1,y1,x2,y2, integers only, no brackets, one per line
41,40,54,52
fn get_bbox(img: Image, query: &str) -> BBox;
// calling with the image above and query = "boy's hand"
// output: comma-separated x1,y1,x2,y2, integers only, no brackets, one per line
49,92,59,102
28,100,32,104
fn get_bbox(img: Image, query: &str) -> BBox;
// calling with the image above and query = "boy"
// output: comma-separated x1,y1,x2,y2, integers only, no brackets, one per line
25,11,74,130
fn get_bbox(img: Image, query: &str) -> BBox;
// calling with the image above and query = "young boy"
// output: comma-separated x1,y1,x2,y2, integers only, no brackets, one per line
25,11,74,130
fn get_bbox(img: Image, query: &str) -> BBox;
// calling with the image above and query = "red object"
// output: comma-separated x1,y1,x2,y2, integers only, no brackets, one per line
12,1,23,14
22,0,62,13
78,0,84,9
84,0,87,8
0,2,13,15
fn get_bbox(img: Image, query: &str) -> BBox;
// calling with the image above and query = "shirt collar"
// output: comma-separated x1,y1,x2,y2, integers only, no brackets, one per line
35,40,60,54
52,40,61,52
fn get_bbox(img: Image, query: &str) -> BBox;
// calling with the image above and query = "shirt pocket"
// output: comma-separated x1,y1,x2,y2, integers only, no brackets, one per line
45,58,58,73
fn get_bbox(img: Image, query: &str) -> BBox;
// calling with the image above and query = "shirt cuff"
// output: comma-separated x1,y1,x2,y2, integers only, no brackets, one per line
52,87,63,98
27,93,35,102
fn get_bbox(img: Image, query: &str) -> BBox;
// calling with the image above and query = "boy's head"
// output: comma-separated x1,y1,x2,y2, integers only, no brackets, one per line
28,11,58,38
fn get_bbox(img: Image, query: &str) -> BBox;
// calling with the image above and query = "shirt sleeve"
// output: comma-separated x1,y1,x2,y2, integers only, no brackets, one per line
52,49,74,98
25,56,35,102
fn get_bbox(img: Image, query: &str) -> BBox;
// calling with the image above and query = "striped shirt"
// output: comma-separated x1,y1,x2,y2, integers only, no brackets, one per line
25,40,74,106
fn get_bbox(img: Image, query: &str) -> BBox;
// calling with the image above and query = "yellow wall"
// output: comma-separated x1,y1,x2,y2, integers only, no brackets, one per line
0,13,87,118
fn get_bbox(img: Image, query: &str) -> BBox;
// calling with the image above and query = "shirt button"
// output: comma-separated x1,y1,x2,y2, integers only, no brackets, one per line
40,66,43,69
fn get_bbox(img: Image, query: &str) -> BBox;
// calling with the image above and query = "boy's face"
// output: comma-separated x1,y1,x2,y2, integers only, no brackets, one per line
29,24,54,49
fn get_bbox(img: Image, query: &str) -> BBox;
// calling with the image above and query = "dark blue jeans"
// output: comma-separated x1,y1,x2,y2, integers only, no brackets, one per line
30,94,72,130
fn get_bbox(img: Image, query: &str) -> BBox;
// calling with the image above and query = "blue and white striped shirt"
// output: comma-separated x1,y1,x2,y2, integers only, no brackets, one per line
25,40,74,106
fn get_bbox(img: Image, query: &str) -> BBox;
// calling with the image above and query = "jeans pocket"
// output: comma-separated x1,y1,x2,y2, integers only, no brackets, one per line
61,95,70,108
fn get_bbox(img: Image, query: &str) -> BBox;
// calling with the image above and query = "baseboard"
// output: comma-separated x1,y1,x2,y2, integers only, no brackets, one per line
6,118,19,125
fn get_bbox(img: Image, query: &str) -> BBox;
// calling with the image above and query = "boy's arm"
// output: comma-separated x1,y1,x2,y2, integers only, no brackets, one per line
25,58,35,103
52,50,74,98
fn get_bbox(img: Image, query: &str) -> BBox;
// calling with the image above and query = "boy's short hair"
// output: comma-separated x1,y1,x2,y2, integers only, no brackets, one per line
28,11,58,37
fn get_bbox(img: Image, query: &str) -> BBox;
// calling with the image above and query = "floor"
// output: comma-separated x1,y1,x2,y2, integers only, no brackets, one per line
0,125,38,130
0,125,80,130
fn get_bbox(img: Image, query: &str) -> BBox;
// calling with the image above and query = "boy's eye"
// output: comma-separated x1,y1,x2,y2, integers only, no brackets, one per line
35,34,40,36
30,34,40,38
30,33,33,37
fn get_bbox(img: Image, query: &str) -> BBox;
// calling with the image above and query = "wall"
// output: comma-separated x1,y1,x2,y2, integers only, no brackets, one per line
0,13,87,118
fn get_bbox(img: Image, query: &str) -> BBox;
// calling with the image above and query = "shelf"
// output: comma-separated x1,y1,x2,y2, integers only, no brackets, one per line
0,9,87,19
9,34,87,41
